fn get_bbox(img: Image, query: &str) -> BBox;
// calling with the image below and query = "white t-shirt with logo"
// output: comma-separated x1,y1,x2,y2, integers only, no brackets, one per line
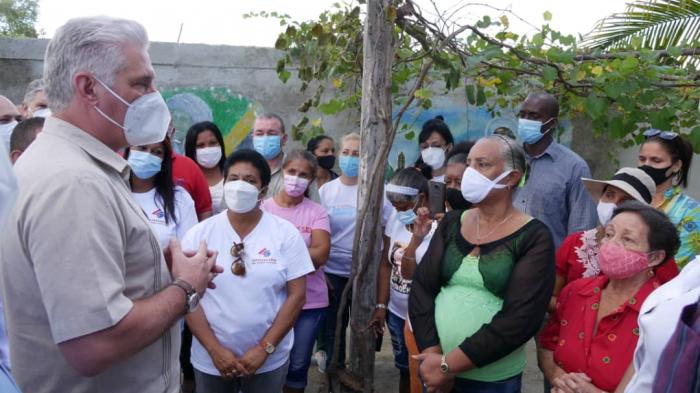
131,186,198,250
384,211,437,320
182,211,314,375
209,179,226,214
319,178,393,277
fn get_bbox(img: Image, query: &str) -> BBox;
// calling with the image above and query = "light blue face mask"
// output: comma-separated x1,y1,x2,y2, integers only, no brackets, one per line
517,117,554,145
339,155,360,177
128,150,163,179
396,208,417,225
253,135,282,160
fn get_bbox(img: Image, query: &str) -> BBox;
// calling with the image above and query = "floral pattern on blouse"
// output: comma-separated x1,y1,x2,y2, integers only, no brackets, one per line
658,186,700,269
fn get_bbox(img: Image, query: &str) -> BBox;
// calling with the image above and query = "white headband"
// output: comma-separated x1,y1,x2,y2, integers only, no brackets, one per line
386,184,419,196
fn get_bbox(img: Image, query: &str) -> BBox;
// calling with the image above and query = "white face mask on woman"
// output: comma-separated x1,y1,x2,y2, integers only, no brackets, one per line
421,147,446,170
224,180,261,213
196,147,222,169
460,167,512,204
596,201,616,226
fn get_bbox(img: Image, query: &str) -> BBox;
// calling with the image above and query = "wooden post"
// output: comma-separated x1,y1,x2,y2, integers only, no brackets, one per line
347,0,395,391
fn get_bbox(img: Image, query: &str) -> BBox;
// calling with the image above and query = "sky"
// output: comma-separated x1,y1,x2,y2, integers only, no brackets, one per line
36,0,631,47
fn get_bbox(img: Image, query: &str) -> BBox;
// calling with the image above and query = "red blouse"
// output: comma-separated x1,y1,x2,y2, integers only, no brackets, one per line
556,230,678,285
540,275,662,392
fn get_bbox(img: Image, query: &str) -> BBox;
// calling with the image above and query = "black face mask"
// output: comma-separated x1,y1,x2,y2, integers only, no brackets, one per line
446,187,472,210
639,164,675,186
317,155,336,170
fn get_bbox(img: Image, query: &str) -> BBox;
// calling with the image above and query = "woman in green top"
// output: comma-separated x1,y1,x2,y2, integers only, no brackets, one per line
410,136,555,393
638,129,699,269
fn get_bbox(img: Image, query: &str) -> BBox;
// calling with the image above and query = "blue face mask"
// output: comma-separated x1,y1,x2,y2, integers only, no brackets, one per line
396,209,417,225
339,155,360,177
517,117,554,145
128,150,163,179
253,135,282,160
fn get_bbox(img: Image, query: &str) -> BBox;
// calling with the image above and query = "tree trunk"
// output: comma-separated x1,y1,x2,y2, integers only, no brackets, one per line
347,0,395,391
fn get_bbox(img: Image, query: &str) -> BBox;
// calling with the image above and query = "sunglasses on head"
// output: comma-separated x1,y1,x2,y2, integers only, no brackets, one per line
643,129,678,140
230,242,246,276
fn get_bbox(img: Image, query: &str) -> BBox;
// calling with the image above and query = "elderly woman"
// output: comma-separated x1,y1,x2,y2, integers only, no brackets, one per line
637,130,699,269
539,201,680,393
260,149,331,393
369,168,438,393
410,135,555,392
551,167,678,311
183,149,314,392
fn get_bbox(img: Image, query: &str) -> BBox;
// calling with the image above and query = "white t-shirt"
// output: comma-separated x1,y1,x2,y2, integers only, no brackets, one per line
131,186,198,250
625,256,700,393
319,178,393,277
209,179,226,214
384,211,437,319
182,211,314,376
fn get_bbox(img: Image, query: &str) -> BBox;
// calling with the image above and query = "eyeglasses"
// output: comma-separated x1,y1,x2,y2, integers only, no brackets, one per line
643,129,678,140
230,242,246,276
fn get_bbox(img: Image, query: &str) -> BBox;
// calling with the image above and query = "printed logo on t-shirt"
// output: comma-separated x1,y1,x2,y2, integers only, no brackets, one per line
258,248,272,257
152,208,165,219
252,247,277,265
297,225,313,234
328,206,355,217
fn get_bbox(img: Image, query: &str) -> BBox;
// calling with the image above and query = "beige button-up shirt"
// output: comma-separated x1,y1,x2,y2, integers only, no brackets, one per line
0,117,179,393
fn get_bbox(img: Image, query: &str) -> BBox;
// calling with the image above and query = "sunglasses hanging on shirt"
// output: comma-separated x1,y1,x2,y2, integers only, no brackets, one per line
230,241,246,276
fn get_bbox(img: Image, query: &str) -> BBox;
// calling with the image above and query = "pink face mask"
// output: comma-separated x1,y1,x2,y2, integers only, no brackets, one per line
598,241,651,279
283,175,310,197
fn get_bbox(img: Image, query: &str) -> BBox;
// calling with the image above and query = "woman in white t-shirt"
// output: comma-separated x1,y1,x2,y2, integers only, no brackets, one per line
185,121,227,214
260,149,331,393
126,138,198,250
319,133,392,371
369,168,437,393
183,149,314,392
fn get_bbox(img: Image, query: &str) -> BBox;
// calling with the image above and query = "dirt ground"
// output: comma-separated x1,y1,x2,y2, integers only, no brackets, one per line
306,335,543,393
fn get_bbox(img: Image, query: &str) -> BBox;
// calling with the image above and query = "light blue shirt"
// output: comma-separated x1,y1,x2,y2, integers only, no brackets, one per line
513,142,597,247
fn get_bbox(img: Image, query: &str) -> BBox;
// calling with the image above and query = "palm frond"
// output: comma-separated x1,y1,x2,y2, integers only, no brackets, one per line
583,0,700,50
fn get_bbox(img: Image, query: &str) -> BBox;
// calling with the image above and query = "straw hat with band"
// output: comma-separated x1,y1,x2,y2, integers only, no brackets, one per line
581,167,656,205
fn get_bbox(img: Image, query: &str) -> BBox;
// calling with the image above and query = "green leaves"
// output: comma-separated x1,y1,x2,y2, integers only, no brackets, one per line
255,1,700,152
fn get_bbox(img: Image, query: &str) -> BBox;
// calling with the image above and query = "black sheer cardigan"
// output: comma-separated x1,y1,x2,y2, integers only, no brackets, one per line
408,209,555,368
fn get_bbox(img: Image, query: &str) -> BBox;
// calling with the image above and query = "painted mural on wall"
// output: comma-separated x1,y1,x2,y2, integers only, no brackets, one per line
387,94,572,174
161,87,260,155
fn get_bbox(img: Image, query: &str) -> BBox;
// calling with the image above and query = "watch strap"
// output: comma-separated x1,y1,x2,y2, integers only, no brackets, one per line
440,355,449,374
171,278,195,295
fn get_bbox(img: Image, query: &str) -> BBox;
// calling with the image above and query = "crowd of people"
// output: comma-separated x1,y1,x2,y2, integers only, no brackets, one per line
0,15,698,393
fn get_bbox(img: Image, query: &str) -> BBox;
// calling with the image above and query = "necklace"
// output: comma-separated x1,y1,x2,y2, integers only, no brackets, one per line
475,211,514,246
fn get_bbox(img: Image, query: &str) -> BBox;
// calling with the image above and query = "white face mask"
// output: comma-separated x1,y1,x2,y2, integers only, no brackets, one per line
196,147,222,169
597,201,616,226
32,108,52,118
421,147,446,170
224,180,261,213
93,78,172,147
460,167,512,204
0,121,18,152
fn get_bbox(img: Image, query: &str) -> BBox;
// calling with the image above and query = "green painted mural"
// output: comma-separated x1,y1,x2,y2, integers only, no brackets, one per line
161,87,260,155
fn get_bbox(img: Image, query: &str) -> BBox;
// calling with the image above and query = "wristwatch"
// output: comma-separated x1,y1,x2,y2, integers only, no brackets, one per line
375,303,387,310
439,355,450,374
170,278,200,313
260,340,276,354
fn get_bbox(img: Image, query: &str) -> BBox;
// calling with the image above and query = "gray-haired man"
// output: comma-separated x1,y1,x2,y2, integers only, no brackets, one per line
0,16,221,393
